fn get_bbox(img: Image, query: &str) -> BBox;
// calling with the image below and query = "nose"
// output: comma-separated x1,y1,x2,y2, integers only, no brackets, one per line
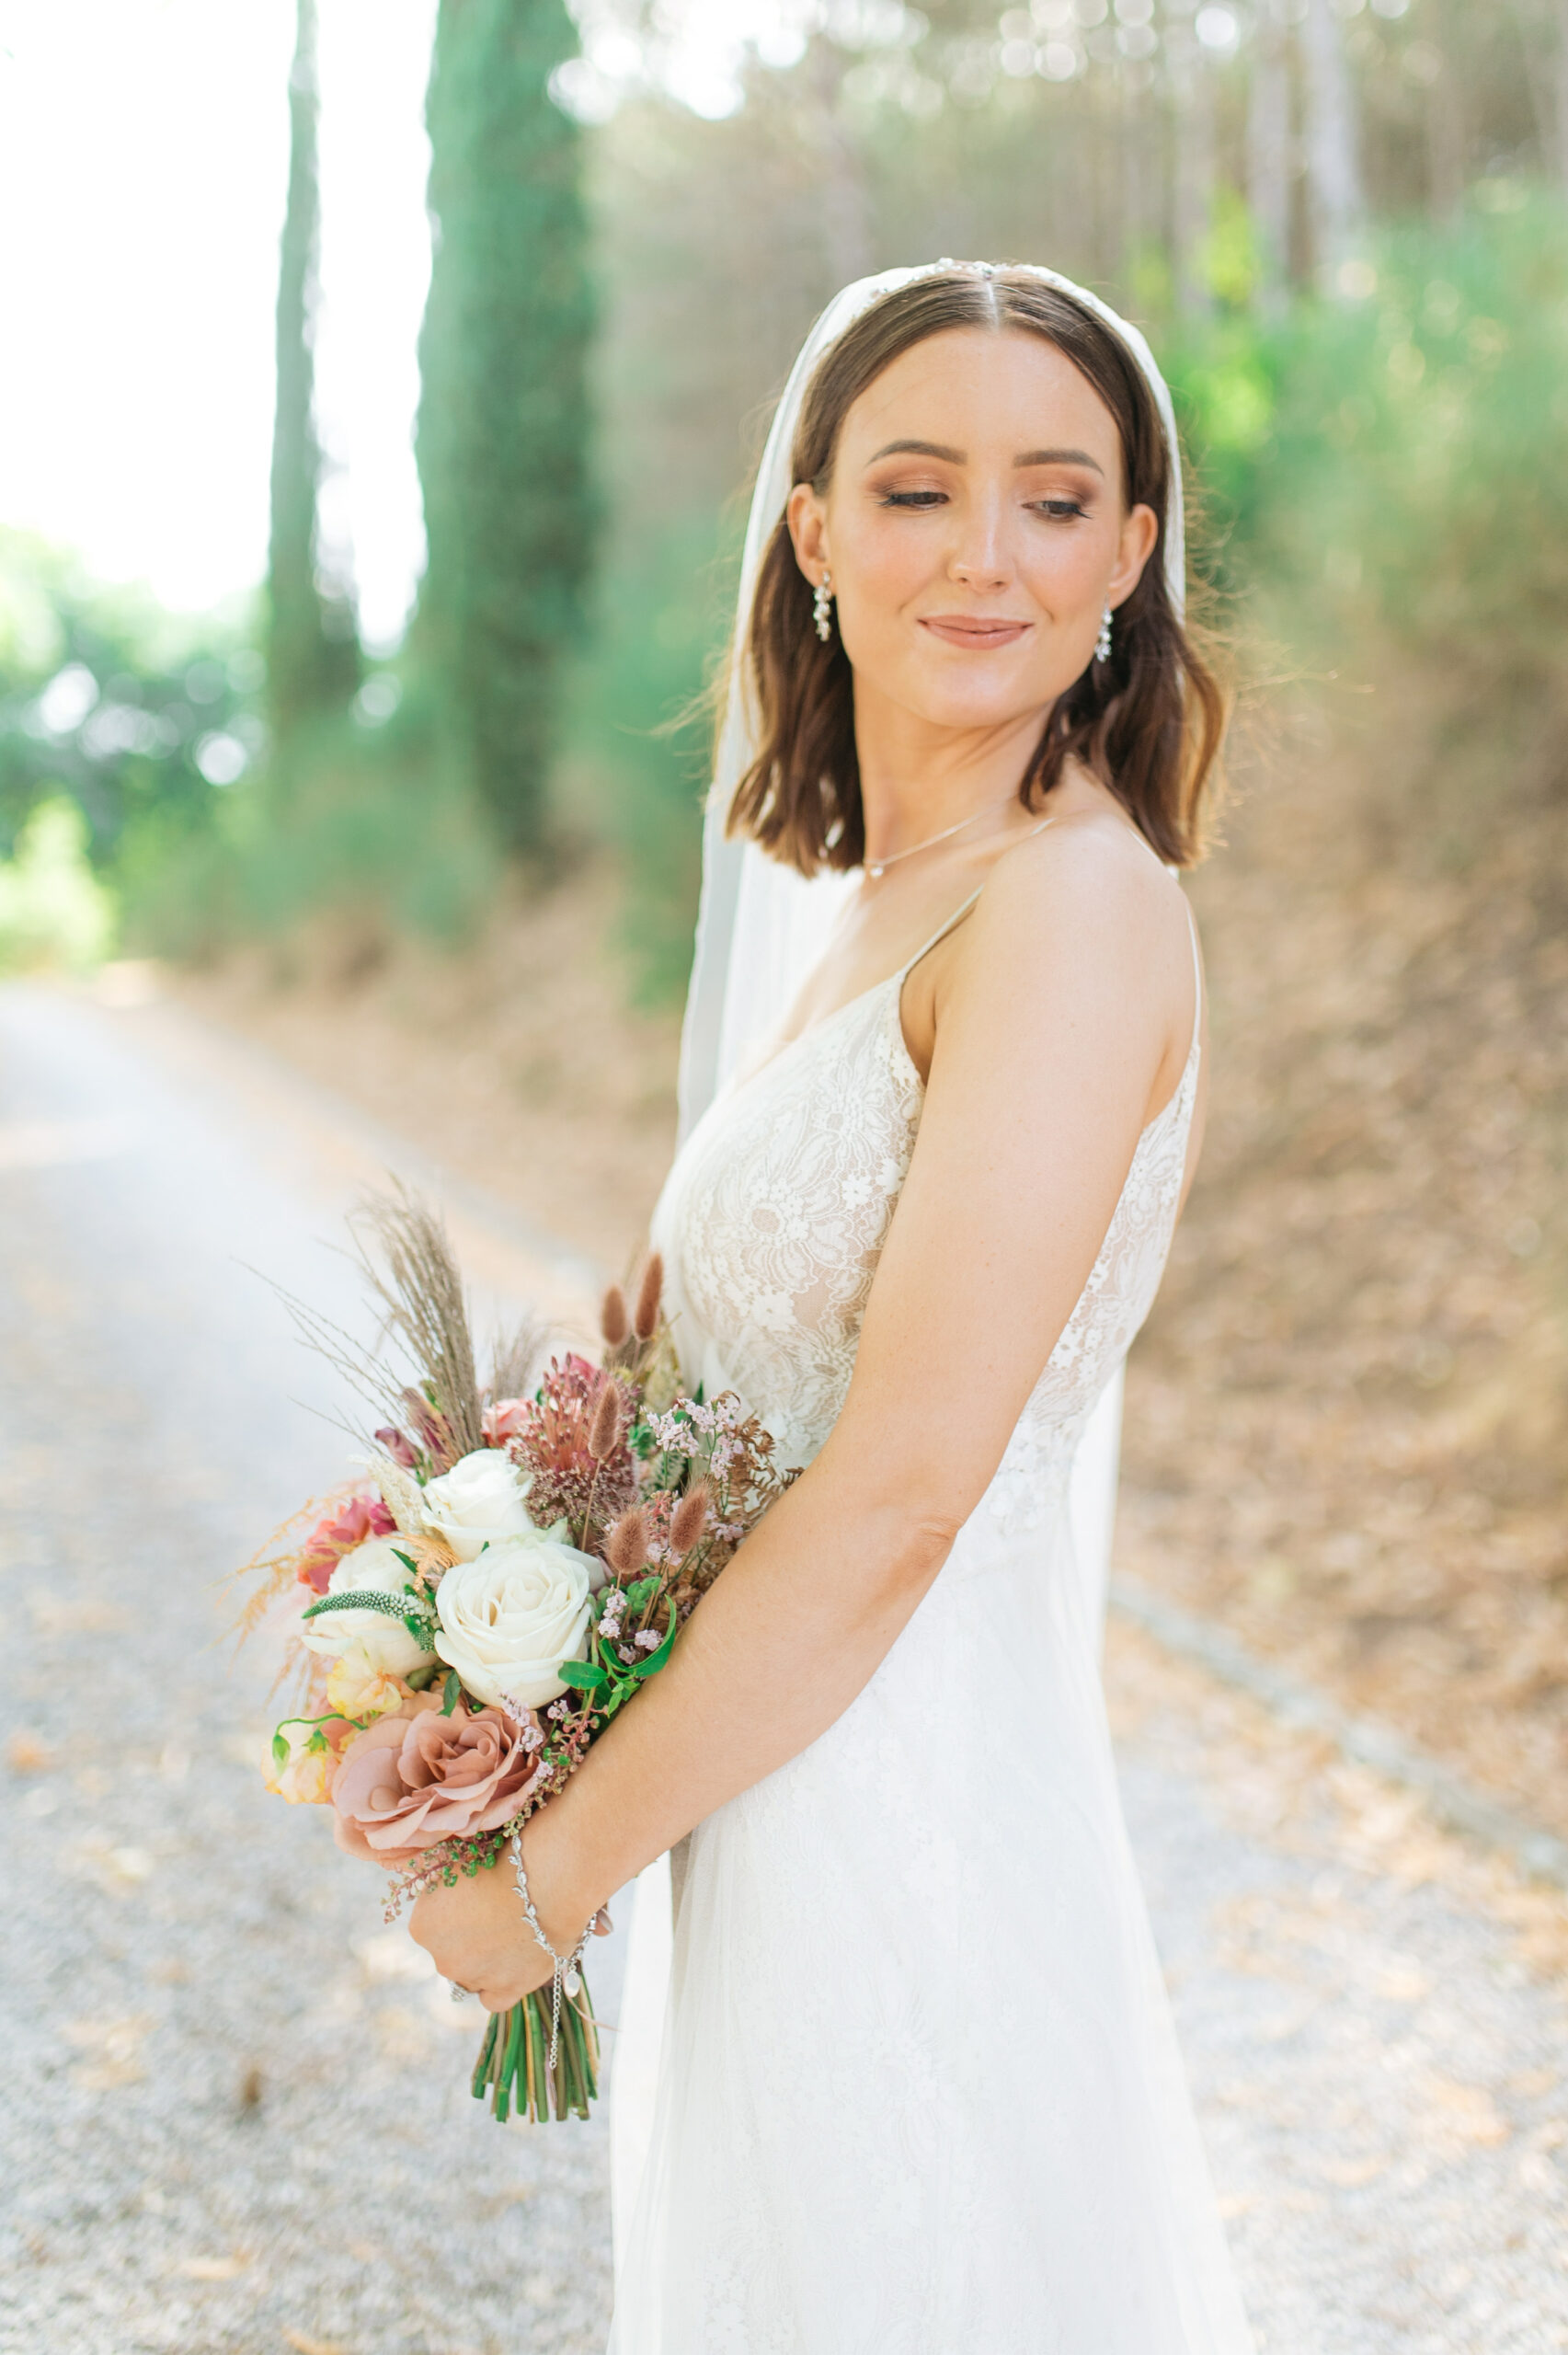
947,491,1013,595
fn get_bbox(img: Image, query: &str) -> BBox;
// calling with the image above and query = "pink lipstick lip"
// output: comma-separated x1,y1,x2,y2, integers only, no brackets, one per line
918,615,1031,647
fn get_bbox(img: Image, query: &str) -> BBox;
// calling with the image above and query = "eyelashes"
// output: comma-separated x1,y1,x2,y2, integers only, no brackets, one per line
874,489,1091,520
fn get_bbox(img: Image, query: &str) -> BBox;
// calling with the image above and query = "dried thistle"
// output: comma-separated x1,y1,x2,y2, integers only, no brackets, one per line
669,1482,709,1559
601,1283,630,1350
589,1376,623,1463
633,1254,663,1343
605,1507,649,1576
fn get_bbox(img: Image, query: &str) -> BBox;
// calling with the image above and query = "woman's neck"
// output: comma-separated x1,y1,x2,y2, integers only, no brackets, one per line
853,685,1053,869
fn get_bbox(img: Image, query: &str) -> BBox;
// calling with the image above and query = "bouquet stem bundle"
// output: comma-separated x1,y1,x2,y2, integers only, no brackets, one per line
471,1980,600,2123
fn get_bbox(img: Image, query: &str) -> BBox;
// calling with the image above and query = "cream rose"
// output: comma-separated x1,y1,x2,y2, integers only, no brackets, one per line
298,1535,437,1677
421,1448,533,1561
433,1527,604,1709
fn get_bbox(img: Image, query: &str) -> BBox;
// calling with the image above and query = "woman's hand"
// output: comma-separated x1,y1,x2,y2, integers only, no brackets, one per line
407,1832,612,2012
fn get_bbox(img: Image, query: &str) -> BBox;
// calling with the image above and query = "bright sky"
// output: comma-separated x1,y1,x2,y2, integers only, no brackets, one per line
0,0,438,645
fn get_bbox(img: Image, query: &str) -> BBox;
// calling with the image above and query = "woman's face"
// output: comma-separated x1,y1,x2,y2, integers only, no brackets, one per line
787,327,1159,735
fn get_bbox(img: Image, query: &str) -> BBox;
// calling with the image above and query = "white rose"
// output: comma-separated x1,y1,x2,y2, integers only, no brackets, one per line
298,1535,437,1677
433,1528,604,1710
421,1448,533,1561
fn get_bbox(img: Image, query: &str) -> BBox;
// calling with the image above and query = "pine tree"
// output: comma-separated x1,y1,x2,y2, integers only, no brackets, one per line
267,0,358,759
417,0,595,855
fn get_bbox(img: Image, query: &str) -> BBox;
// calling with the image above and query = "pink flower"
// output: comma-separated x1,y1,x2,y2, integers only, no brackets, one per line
330,1692,549,1864
295,1492,398,1597
482,1396,529,1447
374,1425,419,1470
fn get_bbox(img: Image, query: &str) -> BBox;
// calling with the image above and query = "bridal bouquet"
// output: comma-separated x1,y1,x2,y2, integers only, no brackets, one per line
236,1188,789,2123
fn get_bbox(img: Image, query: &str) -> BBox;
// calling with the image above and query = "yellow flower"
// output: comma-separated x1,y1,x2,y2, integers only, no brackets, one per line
326,1648,415,1722
266,1745,337,1806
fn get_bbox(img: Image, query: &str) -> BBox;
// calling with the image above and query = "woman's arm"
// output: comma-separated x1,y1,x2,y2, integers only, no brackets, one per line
411,825,1196,2003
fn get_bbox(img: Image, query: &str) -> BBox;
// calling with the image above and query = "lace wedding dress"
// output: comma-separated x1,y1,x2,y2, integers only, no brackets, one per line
607,898,1253,2355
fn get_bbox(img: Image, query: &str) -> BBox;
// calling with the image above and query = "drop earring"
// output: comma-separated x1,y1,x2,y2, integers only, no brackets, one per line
1095,603,1114,665
813,570,834,643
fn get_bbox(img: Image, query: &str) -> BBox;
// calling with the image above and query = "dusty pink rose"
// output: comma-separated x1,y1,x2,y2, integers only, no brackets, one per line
296,1492,398,1596
330,1691,548,1864
482,1396,529,1447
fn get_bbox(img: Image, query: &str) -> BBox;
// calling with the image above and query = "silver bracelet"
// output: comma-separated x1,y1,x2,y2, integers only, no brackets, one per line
509,1829,591,2068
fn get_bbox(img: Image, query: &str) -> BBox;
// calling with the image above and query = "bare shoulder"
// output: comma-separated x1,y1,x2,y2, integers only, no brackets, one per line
961,806,1192,990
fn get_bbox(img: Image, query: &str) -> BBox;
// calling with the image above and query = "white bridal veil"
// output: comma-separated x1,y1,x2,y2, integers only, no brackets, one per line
612,260,1190,2249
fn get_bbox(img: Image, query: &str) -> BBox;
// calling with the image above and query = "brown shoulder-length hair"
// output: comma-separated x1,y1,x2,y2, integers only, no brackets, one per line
727,269,1227,875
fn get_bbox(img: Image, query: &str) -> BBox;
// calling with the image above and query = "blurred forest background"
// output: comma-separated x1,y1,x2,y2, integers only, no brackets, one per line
2,0,1564,1833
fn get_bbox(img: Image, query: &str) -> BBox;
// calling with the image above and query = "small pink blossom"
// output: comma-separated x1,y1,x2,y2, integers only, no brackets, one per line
482,1396,529,1447
295,1492,398,1596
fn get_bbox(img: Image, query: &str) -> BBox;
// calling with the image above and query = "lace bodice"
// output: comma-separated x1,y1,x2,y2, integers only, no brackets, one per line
651,906,1201,1541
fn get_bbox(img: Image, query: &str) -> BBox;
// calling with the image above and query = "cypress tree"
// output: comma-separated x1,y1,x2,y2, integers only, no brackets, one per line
417,0,595,854
268,0,358,758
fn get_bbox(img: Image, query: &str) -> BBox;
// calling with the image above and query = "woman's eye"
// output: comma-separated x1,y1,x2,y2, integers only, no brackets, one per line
1035,498,1089,520
877,488,945,509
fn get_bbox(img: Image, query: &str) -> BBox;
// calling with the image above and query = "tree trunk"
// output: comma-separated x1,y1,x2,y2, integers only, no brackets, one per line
416,0,595,856
807,38,874,292
1247,11,1292,317
1424,54,1465,222
267,0,359,764
1300,0,1365,290
1171,37,1214,318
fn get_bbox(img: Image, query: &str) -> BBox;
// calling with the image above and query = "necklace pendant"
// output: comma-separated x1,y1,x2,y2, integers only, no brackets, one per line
564,1966,582,1997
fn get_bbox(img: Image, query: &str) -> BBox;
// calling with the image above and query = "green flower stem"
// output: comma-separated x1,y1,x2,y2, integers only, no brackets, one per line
470,2007,499,2100
469,1976,600,2123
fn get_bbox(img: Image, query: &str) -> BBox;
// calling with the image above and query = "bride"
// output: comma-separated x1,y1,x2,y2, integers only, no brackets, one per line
414,261,1253,2354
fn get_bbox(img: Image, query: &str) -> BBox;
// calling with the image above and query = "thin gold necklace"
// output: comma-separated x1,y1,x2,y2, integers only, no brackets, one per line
864,791,1020,880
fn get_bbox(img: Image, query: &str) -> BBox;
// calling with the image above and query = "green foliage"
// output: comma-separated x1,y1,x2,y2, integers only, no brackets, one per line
119,683,500,962
418,0,596,855
0,798,115,974
0,532,262,865
1168,191,1568,669
567,510,732,1000
268,0,359,755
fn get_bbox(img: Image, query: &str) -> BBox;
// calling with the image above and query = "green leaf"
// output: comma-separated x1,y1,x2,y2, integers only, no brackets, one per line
624,1576,660,1612
270,1730,289,1767
634,1626,676,1679
392,1548,417,1574
557,1659,609,1693
441,1670,463,1717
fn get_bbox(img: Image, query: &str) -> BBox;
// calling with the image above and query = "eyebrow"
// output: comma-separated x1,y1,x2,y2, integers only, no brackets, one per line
865,438,1104,476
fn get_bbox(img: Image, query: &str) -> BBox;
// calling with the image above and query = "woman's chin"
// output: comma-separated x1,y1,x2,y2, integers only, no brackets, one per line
877,676,1062,738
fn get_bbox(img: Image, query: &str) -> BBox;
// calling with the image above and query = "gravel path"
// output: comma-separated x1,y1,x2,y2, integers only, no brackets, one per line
1,978,1563,2355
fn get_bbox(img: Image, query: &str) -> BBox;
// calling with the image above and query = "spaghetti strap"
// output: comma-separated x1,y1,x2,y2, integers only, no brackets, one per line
1180,892,1203,1068
898,815,1057,982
